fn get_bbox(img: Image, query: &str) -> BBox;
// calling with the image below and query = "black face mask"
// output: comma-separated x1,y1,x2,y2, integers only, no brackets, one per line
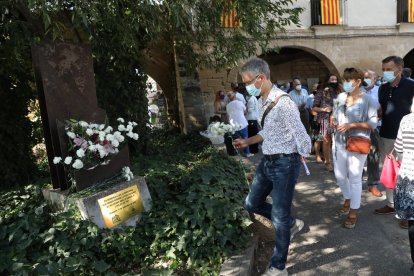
329,83,338,89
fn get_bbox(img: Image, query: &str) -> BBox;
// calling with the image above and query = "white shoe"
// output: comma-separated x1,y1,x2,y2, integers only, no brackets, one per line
290,218,304,241
262,267,288,276
246,153,254,157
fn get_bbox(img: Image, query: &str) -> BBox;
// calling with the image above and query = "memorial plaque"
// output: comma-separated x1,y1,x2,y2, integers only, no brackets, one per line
98,185,145,228
32,41,130,191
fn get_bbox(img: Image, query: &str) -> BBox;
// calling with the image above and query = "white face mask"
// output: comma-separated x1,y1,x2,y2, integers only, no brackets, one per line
295,85,301,91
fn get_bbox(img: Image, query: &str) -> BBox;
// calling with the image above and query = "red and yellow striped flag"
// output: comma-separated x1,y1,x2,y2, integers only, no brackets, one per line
409,0,414,22
221,1,242,28
320,0,340,25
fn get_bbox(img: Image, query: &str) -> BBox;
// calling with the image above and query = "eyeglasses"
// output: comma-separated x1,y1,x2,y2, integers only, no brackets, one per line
244,75,259,86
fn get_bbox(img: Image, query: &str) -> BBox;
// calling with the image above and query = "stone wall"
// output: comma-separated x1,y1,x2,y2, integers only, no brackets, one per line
144,25,414,131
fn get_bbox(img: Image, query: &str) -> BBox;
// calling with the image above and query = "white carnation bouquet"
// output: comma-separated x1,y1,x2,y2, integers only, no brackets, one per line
53,118,138,181
200,120,243,144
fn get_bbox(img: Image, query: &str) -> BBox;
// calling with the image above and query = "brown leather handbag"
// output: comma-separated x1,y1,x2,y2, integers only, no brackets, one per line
346,136,371,154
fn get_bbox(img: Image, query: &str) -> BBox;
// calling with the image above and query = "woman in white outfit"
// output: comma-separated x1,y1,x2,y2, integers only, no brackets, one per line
332,68,378,229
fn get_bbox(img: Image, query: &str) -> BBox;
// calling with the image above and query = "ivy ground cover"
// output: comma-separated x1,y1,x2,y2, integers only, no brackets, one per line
0,129,252,275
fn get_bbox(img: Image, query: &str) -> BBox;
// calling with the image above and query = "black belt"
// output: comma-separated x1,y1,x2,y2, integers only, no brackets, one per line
263,153,298,161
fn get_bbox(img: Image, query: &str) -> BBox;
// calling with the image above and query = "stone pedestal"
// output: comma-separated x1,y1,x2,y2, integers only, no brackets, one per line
43,177,152,229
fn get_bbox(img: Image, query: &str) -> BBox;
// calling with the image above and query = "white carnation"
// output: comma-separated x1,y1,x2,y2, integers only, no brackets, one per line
126,124,133,131
106,134,114,141
86,128,94,136
67,132,76,139
72,159,83,169
99,124,105,130
64,156,73,165
79,121,88,128
118,124,126,131
126,132,134,138
113,131,125,142
104,126,113,133
112,139,120,147
133,133,139,140
53,157,62,164
76,148,85,158
99,131,106,141
117,118,125,123
99,149,107,158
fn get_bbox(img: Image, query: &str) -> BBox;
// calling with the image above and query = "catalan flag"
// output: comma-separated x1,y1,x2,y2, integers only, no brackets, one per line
221,1,242,28
320,0,340,25
409,0,414,22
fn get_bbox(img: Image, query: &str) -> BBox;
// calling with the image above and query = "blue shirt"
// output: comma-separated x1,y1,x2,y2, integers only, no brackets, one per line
333,92,378,146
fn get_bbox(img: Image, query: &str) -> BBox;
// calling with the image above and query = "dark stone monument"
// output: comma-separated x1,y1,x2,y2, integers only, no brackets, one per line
32,41,129,191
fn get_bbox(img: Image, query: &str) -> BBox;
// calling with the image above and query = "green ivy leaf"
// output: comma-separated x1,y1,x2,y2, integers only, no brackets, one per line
12,262,24,271
94,260,111,273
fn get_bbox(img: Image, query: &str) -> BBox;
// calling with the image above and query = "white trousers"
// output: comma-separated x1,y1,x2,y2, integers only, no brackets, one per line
333,143,368,209
378,137,396,208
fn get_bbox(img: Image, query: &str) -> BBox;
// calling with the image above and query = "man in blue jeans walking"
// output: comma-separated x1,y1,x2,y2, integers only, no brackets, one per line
234,58,311,276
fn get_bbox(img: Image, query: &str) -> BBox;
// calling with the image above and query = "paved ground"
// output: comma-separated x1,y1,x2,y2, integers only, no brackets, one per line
238,152,413,275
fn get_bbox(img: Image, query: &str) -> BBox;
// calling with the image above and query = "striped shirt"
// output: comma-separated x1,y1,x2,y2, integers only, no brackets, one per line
395,113,414,180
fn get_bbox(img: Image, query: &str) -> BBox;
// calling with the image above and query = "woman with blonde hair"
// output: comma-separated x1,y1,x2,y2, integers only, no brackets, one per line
332,67,378,229
394,97,414,270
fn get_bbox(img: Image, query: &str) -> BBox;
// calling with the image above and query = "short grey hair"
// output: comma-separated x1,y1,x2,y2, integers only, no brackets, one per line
240,57,270,79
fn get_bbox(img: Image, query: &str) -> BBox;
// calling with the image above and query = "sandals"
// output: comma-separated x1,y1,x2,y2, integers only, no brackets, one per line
340,200,350,214
325,163,334,172
344,215,357,229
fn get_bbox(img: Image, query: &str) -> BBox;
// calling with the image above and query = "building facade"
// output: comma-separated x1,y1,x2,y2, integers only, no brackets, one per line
200,0,414,126
145,0,414,131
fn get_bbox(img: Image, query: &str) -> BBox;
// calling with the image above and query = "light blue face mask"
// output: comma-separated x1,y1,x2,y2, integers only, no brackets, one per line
343,81,356,93
364,78,372,87
245,77,261,97
383,71,396,83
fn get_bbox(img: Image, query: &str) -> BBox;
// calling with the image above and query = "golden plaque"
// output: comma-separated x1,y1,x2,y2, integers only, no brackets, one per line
98,185,145,228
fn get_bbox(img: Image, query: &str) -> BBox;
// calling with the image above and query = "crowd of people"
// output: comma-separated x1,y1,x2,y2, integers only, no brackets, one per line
229,56,414,275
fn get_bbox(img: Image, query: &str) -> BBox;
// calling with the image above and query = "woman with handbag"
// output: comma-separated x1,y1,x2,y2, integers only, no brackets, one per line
393,98,414,269
332,68,378,229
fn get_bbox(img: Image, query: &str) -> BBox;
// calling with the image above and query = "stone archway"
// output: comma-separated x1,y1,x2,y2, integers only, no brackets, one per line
403,48,414,74
259,46,338,88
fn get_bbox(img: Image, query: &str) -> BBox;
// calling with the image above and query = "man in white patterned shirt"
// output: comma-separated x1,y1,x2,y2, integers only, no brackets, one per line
234,58,311,276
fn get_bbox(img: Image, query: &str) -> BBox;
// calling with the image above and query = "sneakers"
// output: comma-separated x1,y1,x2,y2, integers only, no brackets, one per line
374,205,395,215
368,186,382,197
263,267,288,276
290,218,304,241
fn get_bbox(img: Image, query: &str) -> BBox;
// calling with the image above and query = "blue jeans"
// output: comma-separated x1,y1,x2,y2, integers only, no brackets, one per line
244,153,301,270
235,127,250,155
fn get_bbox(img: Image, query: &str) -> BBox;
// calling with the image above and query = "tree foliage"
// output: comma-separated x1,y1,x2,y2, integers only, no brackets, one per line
0,0,302,187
